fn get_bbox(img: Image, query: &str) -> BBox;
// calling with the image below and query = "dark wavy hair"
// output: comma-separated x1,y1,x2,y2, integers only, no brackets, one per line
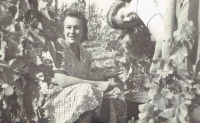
60,8,88,43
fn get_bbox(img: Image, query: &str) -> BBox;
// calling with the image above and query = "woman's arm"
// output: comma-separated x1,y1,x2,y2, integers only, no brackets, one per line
54,73,98,88
54,73,113,92
87,69,123,81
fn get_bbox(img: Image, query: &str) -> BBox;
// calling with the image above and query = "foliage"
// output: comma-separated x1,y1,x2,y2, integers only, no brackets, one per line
107,23,154,92
0,0,64,122
112,19,200,122
87,2,103,41
135,21,200,123
1,0,200,123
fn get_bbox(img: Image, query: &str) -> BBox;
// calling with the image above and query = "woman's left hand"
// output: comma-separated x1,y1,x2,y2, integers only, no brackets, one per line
104,69,123,79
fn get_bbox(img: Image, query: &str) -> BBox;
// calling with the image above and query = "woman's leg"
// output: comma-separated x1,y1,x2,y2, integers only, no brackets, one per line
74,111,93,123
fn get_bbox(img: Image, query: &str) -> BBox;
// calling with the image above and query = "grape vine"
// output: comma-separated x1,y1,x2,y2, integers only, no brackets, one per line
0,0,64,122
110,18,200,122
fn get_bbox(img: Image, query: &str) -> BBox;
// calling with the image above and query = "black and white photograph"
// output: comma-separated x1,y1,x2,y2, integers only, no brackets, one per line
0,0,200,123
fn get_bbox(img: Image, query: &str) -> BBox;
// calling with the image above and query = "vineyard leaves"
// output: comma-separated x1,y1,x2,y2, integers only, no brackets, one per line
0,0,65,122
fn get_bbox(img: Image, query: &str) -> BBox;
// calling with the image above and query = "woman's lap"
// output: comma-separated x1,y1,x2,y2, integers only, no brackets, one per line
46,83,103,123
44,83,127,123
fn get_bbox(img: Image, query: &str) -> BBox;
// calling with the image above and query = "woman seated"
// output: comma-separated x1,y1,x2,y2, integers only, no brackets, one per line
43,8,127,123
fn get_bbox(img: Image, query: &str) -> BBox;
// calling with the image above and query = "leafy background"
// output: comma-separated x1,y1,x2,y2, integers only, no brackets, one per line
0,0,200,123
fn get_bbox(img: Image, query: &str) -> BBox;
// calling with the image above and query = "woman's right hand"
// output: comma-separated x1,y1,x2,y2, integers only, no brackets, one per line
97,82,114,92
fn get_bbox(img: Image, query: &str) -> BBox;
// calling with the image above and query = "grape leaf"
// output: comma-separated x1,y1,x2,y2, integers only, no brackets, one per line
40,8,50,20
54,52,63,69
171,94,186,108
55,38,64,52
46,41,56,61
12,77,24,92
6,31,23,44
9,58,25,69
175,69,193,84
181,86,194,99
19,0,30,12
148,88,158,97
166,117,178,123
0,10,13,27
2,83,14,96
170,43,188,65
138,111,148,120
8,6,17,17
173,30,184,43
25,62,42,80
157,69,173,78
48,11,56,20
138,103,154,112
38,64,54,77
23,82,40,119
178,100,191,123
3,67,15,84
177,79,193,89
28,30,45,45
181,21,196,39
40,16,52,31
153,93,168,110
6,23,16,32
159,108,174,119
38,0,48,11
6,41,23,57
43,73,53,84
25,9,44,24
161,89,174,99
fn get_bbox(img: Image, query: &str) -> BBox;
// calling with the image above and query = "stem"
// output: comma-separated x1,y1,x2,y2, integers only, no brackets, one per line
2,69,7,83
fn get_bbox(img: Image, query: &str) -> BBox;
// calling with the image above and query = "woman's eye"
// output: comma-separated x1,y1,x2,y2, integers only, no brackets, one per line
75,26,81,29
66,26,71,29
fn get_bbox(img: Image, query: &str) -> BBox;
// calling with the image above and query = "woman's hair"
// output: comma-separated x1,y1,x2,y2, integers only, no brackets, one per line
107,1,126,29
60,8,88,43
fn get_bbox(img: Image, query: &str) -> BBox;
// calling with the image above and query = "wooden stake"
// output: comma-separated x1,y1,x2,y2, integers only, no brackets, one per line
162,0,176,59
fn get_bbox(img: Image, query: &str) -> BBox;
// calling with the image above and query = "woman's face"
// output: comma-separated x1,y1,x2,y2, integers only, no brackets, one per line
63,16,83,45
114,6,138,28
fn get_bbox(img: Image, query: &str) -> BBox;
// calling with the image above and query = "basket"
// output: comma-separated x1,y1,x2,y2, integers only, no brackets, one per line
125,91,152,103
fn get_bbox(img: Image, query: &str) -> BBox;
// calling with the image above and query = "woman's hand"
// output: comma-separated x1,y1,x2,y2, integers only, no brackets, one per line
104,69,123,79
97,82,115,92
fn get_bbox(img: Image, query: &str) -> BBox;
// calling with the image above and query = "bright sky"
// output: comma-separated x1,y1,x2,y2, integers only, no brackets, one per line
54,0,115,15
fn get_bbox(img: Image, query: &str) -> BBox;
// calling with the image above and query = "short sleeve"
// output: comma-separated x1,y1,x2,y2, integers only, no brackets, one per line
130,0,161,27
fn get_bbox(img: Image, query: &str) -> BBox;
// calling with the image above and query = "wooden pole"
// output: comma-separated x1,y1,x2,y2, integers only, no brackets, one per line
196,2,200,65
162,0,176,59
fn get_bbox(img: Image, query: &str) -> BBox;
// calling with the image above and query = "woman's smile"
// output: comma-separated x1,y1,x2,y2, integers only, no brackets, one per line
63,16,83,44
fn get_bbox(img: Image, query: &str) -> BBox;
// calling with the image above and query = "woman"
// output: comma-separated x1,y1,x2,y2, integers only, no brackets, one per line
107,0,164,60
107,0,200,122
44,8,127,123
107,0,199,64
